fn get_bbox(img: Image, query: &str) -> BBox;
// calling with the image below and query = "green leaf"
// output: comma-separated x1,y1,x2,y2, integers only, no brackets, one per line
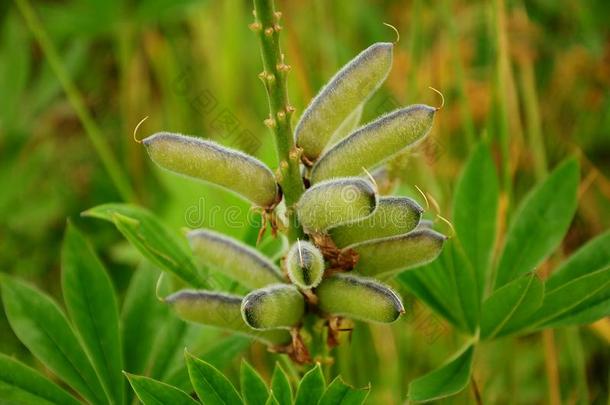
294,364,325,405
241,285,305,330
398,240,479,333
318,377,370,405
546,231,610,291
83,203,208,288
529,266,610,328
329,196,422,248
265,392,280,405
270,363,293,405
352,229,445,278
61,223,123,404
121,262,169,376
188,228,283,290
296,178,377,233
0,353,81,405
167,289,291,345
453,143,499,296
143,132,279,207
408,344,474,403
296,43,393,161
0,277,107,404
185,351,242,405
316,273,404,323
241,360,269,405
311,105,436,183
480,273,544,339
125,373,198,405
494,159,579,288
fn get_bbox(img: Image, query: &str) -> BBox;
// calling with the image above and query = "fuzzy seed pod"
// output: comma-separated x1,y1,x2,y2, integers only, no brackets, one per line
285,241,325,289
188,229,283,289
316,273,404,323
295,43,393,161
329,197,423,248
352,229,446,277
241,284,305,330
328,104,363,148
296,178,377,233
166,290,291,345
310,105,436,183
143,132,278,207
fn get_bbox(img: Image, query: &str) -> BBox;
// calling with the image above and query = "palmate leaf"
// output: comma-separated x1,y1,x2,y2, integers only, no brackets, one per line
185,351,242,405
480,273,544,339
294,364,325,405
318,377,370,405
407,344,474,403
0,353,81,405
494,159,579,289
83,203,209,288
270,363,293,405
0,276,108,404
61,223,123,405
125,373,198,405
240,360,269,405
452,143,499,298
399,240,478,334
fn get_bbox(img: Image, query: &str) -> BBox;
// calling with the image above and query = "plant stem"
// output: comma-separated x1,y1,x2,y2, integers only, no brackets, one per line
15,0,136,203
252,0,305,242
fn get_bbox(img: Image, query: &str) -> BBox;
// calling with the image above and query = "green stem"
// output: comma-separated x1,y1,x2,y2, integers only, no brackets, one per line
15,0,135,203
252,0,305,242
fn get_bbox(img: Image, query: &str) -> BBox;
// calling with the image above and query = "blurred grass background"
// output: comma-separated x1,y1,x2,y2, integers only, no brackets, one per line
0,0,609,403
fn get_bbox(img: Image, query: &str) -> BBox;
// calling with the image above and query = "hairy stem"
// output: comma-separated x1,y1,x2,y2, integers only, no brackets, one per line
15,0,135,203
252,0,304,241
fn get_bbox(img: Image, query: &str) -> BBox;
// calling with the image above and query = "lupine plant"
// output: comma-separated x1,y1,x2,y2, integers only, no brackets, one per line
2,0,609,404
104,0,445,365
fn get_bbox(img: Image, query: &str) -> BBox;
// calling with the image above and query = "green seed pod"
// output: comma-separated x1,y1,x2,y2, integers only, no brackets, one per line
328,104,363,148
316,273,404,323
241,284,305,330
329,197,423,248
352,229,446,277
188,229,283,290
310,105,436,183
166,290,291,345
295,43,393,161
296,178,377,233
285,241,325,289
143,132,278,207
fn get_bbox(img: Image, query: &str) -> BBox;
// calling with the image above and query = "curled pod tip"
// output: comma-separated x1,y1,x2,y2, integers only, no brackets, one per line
241,284,305,330
296,177,377,233
310,104,436,183
142,132,278,207
166,289,291,345
285,240,325,289
329,196,423,248
188,229,283,290
316,273,404,323
295,43,393,161
352,228,446,277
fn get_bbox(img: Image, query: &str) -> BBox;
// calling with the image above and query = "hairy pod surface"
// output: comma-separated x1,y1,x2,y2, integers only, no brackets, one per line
329,197,423,248
296,178,377,233
310,105,436,183
295,43,393,161
166,290,291,345
328,104,363,148
188,229,283,289
143,132,278,207
285,241,325,289
241,284,305,330
316,273,404,323
352,229,446,277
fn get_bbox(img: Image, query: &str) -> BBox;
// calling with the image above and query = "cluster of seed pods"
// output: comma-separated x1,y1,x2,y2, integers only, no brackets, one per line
141,40,445,362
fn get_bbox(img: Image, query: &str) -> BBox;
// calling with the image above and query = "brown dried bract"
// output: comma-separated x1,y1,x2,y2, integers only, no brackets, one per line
311,233,359,271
